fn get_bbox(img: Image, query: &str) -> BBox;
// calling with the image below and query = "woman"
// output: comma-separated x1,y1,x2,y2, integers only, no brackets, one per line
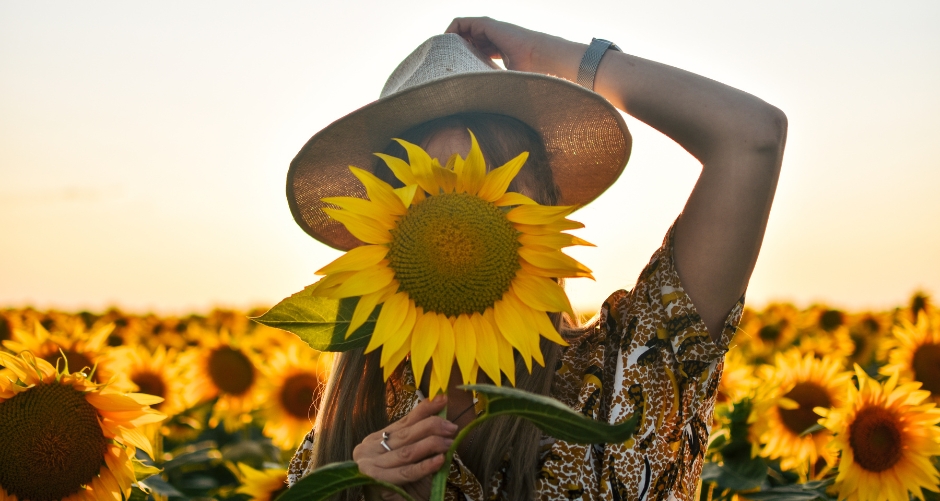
286,17,786,501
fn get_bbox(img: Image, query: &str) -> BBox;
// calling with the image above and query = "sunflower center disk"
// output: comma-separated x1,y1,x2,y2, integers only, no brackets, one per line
388,193,520,318
778,382,832,436
133,371,168,406
849,406,903,472
912,343,940,394
208,347,256,395
280,373,323,419
0,383,108,501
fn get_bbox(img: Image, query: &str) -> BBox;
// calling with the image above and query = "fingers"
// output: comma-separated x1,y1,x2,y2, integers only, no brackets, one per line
445,17,502,59
390,394,448,430
386,415,457,450
374,434,453,469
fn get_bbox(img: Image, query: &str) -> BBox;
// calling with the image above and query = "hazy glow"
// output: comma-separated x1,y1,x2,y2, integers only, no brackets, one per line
2,1,938,314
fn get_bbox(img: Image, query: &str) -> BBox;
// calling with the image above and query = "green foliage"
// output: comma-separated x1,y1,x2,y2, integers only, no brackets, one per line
252,287,379,352
274,462,413,501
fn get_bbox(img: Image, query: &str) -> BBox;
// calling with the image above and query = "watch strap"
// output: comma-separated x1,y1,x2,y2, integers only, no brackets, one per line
577,38,622,91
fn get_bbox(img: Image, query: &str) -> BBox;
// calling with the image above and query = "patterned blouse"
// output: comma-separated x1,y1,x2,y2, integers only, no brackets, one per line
288,224,744,500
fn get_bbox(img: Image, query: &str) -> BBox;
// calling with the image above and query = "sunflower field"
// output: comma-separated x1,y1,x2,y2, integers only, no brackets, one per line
1,292,938,501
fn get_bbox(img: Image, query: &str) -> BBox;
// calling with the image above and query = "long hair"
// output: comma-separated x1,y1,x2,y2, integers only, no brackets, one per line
308,113,573,500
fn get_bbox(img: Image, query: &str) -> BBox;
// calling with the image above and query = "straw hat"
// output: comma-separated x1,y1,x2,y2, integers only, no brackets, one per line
287,33,631,250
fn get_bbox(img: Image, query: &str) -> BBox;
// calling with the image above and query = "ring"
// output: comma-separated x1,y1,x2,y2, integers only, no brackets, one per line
380,431,392,452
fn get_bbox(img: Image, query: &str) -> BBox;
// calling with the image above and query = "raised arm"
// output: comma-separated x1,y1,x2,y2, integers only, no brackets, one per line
447,18,786,341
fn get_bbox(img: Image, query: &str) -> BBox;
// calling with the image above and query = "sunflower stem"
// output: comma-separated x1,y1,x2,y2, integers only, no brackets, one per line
429,412,492,501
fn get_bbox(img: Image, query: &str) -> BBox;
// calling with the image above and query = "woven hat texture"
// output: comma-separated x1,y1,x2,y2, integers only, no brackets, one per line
288,33,631,250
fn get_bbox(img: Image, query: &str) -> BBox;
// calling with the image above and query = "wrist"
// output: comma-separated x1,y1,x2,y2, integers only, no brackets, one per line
531,36,587,82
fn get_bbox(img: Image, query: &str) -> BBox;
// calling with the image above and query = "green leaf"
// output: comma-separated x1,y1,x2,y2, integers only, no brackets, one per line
462,384,640,444
742,478,836,501
701,454,768,492
131,458,162,482
275,461,414,501
252,289,380,352
127,486,150,501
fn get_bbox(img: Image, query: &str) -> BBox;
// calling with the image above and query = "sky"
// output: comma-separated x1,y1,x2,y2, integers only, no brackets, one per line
1,1,938,315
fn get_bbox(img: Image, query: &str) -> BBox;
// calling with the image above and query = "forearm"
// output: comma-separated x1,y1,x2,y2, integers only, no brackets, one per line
532,38,786,165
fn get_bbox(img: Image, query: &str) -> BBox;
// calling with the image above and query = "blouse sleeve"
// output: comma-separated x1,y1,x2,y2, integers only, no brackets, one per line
537,223,744,501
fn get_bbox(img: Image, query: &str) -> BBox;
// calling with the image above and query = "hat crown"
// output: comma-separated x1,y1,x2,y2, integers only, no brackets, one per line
381,34,501,98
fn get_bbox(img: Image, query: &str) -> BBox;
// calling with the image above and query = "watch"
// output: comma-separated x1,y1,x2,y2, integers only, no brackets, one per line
577,38,622,91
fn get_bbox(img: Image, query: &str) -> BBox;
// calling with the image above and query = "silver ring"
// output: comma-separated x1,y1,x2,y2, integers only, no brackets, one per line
380,431,392,452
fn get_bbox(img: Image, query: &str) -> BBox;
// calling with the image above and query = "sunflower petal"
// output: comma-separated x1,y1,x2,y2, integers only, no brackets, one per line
460,130,486,195
511,271,574,316
531,308,569,346
485,309,516,386
471,313,501,385
328,265,396,299
321,196,395,227
493,293,533,371
379,301,417,365
316,245,389,276
477,151,528,202
494,192,537,207
394,139,439,194
514,219,585,235
349,167,407,215
374,153,419,186
454,315,478,384
349,281,397,336
410,310,439,389
432,159,458,193
506,204,577,225
518,232,594,249
323,208,392,244
519,248,594,279
366,292,409,353
393,184,419,208
383,335,412,380
432,314,455,390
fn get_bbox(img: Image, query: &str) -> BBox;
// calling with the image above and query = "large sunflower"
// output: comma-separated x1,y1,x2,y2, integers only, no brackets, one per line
821,365,940,501
183,328,266,431
104,344,193,420
3,321,115,383
753,349,852,473
882,312,940,401
260,341,330,450
0,351,164,501
311,133,592,395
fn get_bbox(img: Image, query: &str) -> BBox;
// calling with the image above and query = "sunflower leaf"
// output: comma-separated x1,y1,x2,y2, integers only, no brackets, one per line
131,458,162,481
251,291,380,352
275,461,414,501
460,384,640,444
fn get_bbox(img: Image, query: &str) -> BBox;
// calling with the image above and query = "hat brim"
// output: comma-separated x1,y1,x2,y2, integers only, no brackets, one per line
287,71,631,251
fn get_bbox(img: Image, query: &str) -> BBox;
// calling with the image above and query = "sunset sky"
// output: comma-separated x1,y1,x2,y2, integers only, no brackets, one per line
2,1,938,315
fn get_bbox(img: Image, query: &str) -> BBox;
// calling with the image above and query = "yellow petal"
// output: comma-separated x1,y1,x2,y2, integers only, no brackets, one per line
485,309,516,386
316,245,389,276
374,152,418,186
328,265,395,299
323,208,392,245
393,184,419,208
349,167,407,216
517,232,594,250
494,192,537,207
471,313,501,385
514,218,585,235
454,315,478,384
308,271,356,297
383,335,411,380
477,151,528,202
511,271,574,316
432,159,458,193
504,291,544,370
530,307,568,347
394,139,439,194
348,281,397,337
493,293,533,371
460,130,486,195
321,196,396,227
506,204,577,225
519,248,594,279
432,314,455,390
116,425,154,458
380,301,417,365
410,310,439,389
365,292,409,353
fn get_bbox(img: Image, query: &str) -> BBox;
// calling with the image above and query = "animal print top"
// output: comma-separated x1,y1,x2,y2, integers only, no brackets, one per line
287,224,744,500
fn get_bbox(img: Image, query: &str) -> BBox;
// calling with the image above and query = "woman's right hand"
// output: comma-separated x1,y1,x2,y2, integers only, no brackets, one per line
354,395,458,501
